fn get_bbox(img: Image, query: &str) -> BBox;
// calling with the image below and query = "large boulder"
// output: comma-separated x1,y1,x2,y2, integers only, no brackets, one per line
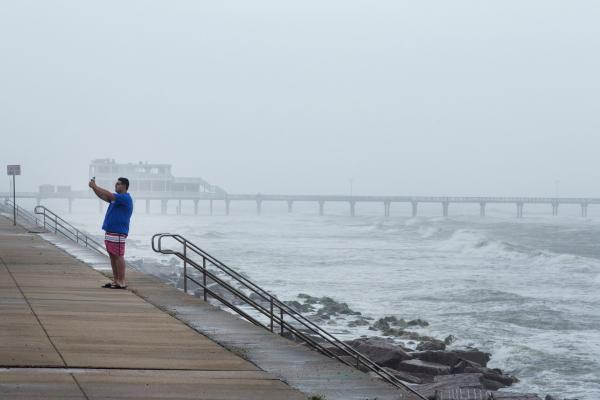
381,367,423,384
416,339,447,351
412,349,491,367
347,317,371,327
490,393,542,400
372,316,429,331
412,350,459,365
397,359,452,376
412,373,485,399
434,373,485,386
453,360,518,389
345,337,413,369
458,349,491,367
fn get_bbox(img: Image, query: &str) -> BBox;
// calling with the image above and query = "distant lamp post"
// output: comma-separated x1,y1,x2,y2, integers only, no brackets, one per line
7,165,21,226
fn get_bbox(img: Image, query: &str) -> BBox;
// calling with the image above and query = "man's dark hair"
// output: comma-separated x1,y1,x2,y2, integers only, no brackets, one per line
118,177,130,190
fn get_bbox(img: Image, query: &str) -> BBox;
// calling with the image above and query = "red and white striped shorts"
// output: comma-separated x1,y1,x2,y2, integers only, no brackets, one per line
104,232,127,256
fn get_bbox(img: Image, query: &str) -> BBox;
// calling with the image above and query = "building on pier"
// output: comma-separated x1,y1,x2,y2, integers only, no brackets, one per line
88,159,226,195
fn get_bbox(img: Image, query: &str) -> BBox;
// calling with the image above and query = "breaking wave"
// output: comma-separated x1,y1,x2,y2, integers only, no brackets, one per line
437,229,600,272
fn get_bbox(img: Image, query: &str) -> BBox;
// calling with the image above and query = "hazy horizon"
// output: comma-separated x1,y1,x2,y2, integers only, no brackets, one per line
2,1,599,196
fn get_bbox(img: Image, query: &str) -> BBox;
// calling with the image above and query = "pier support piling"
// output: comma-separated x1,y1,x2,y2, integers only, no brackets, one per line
287,200,293,213
193,199,199,216
256,200,262,216
480,202,486,217
516,202,524,218
319,200,325,216
349,201,356,217
146,199,150,214
225,199,231,216
411,202,418,218
209,199,213,216
581,203,588,218
442,202,449,217
68,198,73,213
384,201,391,217
552,203,559,217
161,199,168,215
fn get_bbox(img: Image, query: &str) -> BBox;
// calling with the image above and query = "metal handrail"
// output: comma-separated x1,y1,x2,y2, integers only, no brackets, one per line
34,206,107,256
2,199,43,228
152,233,427,399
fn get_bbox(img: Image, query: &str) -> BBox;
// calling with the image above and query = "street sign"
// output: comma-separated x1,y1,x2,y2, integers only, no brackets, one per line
7,165,21,176
7,164,20,225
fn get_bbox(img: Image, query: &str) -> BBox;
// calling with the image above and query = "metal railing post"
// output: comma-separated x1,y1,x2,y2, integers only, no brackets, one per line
280,308,284,335
270,297,274,332
183,242,187,294
202,257,207,301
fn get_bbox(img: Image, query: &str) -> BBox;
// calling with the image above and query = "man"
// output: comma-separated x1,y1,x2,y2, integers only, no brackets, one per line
89,177,134,289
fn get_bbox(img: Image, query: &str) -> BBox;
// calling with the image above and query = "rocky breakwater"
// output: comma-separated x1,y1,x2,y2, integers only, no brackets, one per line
345,337,518,397
284,295,576,400
343,337,577,400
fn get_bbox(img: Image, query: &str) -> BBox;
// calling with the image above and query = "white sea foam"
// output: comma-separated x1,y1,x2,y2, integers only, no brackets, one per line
418,225,439,238
436,229,527,260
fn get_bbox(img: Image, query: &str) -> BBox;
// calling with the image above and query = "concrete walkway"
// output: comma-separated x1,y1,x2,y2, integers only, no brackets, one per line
0,216,305,400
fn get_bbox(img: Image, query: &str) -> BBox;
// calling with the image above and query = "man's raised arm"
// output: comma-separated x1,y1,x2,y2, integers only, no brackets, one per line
89,179,115,203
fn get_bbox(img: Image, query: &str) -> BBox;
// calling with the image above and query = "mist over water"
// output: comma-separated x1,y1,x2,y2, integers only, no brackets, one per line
25,198,600,399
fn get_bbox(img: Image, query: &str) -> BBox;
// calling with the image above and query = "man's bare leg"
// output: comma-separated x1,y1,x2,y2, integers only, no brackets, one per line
109,254,118,284
116,256,127,287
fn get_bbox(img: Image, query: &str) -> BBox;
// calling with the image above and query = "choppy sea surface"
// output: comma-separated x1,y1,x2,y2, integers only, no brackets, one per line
26,199,600,399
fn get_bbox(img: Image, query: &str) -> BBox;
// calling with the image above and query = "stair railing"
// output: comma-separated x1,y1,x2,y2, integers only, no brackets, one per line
152,233,426,399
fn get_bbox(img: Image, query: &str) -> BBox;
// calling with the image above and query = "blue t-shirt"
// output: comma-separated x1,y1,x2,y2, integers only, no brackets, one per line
102,193,134,235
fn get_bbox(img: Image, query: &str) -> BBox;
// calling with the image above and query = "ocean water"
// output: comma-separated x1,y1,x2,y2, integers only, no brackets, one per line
25,199,600,399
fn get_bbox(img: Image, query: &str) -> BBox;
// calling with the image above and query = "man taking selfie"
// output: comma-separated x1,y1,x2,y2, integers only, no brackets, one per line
89,177,134,289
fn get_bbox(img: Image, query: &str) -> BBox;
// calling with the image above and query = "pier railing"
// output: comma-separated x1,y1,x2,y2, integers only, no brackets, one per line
152,233,427,399
33,206,107,256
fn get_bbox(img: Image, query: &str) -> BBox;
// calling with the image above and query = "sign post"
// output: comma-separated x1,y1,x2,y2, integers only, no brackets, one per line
7,165,21,226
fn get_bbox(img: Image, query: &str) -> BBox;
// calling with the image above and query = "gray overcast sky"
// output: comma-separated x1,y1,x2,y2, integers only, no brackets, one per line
1,1,599,196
